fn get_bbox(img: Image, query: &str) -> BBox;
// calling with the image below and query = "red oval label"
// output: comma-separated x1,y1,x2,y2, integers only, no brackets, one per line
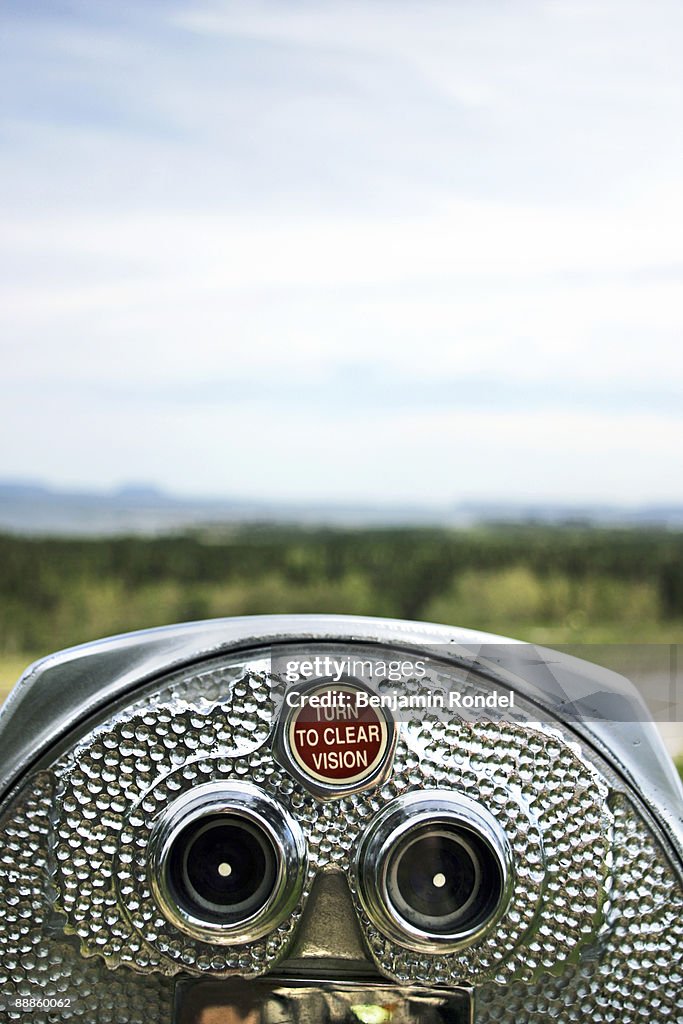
287,683,389,786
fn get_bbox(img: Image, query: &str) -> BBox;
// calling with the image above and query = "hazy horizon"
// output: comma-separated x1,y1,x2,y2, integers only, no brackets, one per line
2,476,683,540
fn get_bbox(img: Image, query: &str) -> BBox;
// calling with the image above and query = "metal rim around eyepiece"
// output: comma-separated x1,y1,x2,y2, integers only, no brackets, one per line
354,790,514,953
147,781,307,945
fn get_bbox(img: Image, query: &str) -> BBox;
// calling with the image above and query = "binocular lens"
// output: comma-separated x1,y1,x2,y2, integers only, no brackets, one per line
169,815,278,923
387,825,500,934
149,782,306,943
356,791,512,951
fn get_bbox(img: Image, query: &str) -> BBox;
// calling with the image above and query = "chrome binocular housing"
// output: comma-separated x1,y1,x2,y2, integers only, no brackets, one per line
0,614,681,1023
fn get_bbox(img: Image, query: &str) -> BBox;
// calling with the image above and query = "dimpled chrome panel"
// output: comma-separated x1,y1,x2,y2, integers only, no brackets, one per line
349,716,610,985
0,649,681,1021
43,657,609,983
53,668,296,976
0,771,173,1022
475,793,683,1021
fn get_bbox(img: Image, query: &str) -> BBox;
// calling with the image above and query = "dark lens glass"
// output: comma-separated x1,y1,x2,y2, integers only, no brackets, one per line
387,825,502,935
168,814,278,924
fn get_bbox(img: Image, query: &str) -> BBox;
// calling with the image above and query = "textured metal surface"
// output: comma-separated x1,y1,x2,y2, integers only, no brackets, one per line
0,771,174,1022
0,645,682,1020
475,793,683,1021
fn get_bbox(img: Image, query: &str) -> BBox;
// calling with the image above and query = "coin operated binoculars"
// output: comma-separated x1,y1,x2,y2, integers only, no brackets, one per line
0,615,681,1023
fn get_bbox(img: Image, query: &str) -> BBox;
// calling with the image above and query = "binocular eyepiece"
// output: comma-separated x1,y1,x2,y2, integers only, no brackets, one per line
355,791,512,952
148,782,307,944
149,783,512,953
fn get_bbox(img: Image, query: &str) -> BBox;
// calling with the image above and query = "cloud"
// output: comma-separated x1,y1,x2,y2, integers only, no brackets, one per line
0,0,682,501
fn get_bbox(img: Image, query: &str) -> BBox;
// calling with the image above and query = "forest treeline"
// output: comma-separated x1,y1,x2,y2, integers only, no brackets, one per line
1,524,682,656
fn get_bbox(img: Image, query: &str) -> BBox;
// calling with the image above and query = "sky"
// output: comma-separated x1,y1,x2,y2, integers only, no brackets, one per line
1,0,682,506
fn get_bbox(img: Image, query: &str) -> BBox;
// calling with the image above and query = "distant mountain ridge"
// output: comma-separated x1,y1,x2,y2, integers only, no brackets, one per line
0,480,682,535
